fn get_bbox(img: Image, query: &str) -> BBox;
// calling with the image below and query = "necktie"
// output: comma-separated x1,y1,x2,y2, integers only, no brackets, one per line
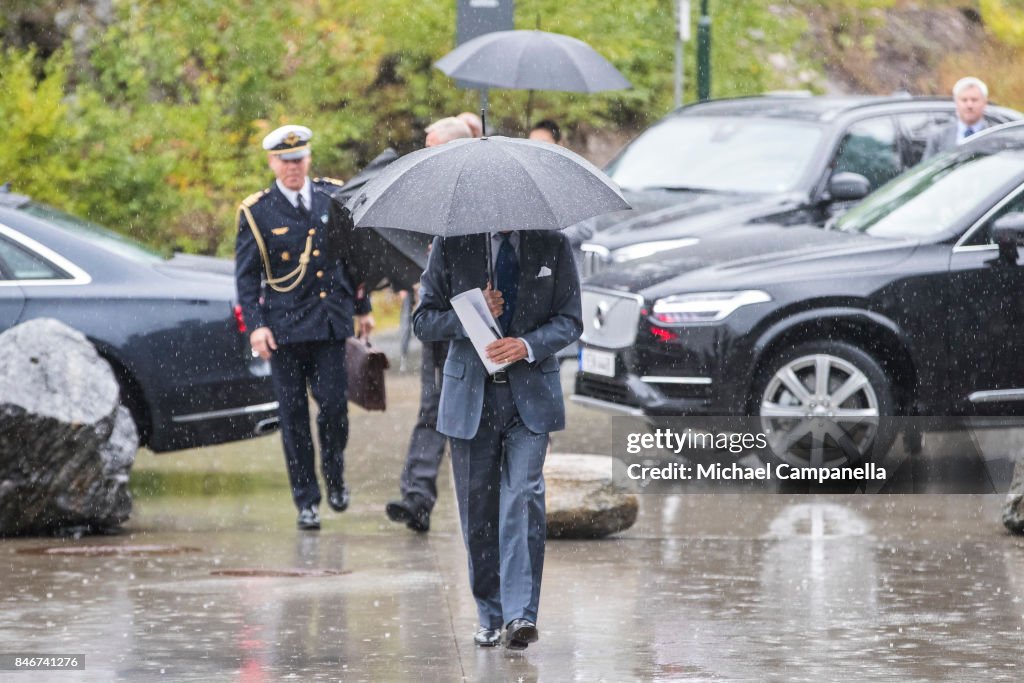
963,127,975,139
296,192,309,216
495,233,519,333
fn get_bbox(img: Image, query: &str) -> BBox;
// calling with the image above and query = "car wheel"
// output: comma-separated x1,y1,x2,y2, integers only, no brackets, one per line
753,340,895,468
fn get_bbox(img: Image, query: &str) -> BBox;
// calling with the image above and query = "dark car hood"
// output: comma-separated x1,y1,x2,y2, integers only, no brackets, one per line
588,192,801,252
585,224,917,297
569,187,728,241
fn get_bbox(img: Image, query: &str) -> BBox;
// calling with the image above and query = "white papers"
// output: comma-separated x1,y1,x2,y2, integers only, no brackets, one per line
451,288,510,375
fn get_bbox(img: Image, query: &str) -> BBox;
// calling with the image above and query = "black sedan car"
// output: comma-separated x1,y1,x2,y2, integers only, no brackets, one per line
579,94,1020,276
574,121,1024,427
0,190,277,452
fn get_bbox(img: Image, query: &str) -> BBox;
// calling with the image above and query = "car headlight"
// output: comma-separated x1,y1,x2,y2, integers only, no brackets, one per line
651,290,771,324
612,238,700,263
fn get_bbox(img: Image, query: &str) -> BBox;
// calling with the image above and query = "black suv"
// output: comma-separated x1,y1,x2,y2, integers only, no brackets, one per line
579,94,1020,276
574,122,1024,429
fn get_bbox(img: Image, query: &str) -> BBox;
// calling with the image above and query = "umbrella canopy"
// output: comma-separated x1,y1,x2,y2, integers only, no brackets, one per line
324,148,431,291
349,136,631,238
434,29,631,93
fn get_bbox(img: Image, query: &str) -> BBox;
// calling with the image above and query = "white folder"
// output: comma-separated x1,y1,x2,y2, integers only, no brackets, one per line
450,288,511,375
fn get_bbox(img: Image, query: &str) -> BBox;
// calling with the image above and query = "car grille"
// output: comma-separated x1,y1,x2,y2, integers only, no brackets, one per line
577,376,633,405
580,288,643,349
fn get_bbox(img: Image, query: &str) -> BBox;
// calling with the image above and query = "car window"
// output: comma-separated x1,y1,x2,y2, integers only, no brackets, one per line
605,116,824,194
897,112,957,167
835,149,1024,239
962,184,1024,246
832,118,901,191
20,203,165,263
0,236,68,280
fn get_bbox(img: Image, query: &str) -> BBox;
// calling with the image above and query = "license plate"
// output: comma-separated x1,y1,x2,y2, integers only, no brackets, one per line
580,347,616,378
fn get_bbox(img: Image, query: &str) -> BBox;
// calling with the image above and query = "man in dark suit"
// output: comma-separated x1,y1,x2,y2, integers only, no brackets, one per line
413,229,582,649
923,76,990,160
386,116,474,533
235,124,373,531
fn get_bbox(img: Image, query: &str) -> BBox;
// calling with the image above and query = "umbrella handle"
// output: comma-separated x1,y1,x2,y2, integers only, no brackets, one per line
485,232,494,286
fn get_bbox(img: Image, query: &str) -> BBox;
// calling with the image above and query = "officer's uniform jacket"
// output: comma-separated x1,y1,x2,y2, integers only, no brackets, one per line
235,178,371,344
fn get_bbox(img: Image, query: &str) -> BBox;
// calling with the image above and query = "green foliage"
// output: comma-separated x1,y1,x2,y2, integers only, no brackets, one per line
981,0,1024,47
0,0,837,256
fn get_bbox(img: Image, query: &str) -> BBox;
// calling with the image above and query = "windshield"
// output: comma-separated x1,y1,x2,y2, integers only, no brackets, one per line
834,149,1024,238
606,115,824,194
21,203,166,263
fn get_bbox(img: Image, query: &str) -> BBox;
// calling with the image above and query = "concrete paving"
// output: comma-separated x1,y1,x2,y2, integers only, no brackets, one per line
3,338,1024,681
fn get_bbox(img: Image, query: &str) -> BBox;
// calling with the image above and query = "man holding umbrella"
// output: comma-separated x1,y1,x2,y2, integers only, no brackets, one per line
352,135,628,649
415,224,582,649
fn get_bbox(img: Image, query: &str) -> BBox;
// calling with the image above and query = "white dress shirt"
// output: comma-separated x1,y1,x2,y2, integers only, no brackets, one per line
957,119,987,144
276,178,312,210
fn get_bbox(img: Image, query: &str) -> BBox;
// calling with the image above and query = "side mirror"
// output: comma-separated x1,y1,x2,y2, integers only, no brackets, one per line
992,212,1024,262
827,172,871,202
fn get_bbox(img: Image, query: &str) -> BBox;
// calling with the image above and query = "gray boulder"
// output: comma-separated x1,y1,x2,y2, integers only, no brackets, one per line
545,454,638,538
0,318,137,536
1003,460,1024,534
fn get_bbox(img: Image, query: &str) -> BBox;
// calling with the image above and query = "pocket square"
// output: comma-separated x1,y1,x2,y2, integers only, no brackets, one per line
537,266,552,278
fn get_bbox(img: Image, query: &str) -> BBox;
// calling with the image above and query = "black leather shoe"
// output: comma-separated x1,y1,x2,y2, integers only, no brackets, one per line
505,619,538,650
296,506,320,530
327,485,350,513
385,496,430,533
474,627,501,647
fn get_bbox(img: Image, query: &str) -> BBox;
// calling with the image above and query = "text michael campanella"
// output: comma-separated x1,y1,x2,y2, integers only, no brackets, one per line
622,429,887,484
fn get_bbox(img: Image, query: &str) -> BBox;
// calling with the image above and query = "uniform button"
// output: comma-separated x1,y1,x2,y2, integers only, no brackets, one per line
313,249,321,257
319,292,327,299
317,270,324,278
308,229,316,236
281,251,290,261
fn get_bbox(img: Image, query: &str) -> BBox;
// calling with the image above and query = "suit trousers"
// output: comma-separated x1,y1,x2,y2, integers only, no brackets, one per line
399,340,449,510
270,339,349,510
450,380,548,630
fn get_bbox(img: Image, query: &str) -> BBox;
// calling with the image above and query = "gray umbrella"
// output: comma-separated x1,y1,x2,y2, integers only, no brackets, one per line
349,136,630,238
434,29,631,93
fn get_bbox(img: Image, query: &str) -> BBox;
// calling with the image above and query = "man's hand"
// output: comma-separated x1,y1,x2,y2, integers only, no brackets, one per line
356,313,375,338
486,337,528,365
483,281,504,319
250,326,277,360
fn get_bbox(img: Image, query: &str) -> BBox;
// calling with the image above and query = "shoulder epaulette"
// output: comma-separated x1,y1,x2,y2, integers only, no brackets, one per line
240,189,269,208
314,176,346,187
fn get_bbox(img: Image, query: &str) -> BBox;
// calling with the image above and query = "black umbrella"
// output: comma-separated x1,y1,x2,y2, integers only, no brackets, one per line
434,29,631,93
349,136,630,281
324,148,432,292
436,29,631,129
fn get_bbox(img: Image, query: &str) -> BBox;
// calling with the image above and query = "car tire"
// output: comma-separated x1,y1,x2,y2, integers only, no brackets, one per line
751,340,896,470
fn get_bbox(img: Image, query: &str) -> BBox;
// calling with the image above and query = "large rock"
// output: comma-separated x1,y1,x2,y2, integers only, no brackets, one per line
545,454,637,538
1003,461,1024,534
0,318,137,536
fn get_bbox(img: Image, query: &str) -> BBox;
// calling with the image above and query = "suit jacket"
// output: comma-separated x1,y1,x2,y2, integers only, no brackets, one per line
413,231,583,440
235,178,372,344
922,122,959,161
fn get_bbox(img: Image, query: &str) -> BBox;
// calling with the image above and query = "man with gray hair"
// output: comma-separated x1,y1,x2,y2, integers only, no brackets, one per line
426,116,474,147
387,116,473,533
923,76,990,160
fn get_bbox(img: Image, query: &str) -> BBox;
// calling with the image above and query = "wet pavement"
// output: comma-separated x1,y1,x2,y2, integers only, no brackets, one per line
3,338,1024,681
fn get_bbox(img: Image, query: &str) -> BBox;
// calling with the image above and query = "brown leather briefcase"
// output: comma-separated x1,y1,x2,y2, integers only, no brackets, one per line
346,336,390,411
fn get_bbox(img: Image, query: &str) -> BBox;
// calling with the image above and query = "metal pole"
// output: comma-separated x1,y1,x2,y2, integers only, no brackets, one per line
479,88,489,134
697,0,711,101
675,1,690,109
674,2,682,108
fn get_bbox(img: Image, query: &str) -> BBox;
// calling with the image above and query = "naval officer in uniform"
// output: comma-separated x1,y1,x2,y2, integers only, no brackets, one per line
235,124,374,530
